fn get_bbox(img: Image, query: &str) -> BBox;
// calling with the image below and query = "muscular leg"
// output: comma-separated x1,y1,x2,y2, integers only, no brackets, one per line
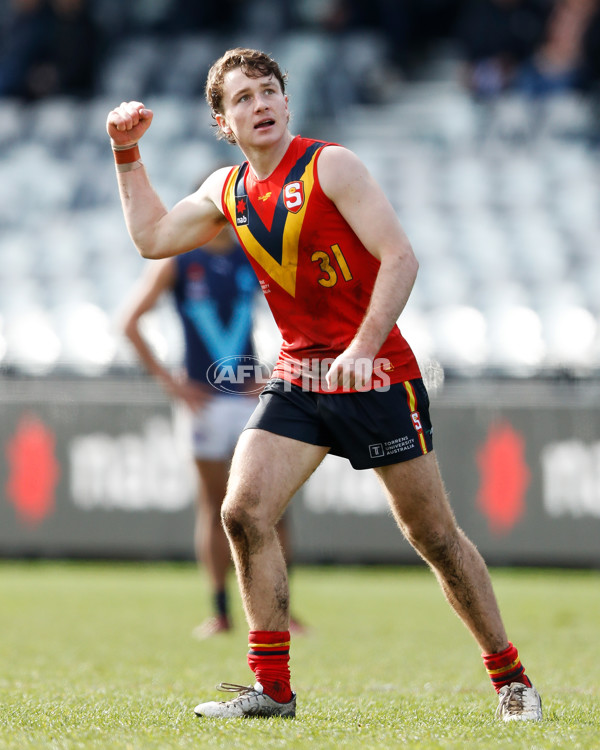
376,451,508,654
276,515,291,566
221,429,328,631
194,459,231,592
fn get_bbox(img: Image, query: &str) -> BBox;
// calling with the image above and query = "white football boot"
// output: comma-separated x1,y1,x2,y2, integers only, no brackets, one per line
495,682,542,721
194,682,296,718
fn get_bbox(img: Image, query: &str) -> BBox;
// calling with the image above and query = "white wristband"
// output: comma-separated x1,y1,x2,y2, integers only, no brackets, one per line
115,160,143,173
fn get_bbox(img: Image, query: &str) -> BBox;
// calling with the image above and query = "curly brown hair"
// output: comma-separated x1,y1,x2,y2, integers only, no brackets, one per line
205,48,287,144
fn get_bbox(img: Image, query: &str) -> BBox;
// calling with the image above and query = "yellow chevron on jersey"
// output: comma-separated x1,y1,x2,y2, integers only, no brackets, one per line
223,143,323,297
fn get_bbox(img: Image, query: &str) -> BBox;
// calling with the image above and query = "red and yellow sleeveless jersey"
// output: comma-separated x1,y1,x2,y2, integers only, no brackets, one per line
221,135,420,392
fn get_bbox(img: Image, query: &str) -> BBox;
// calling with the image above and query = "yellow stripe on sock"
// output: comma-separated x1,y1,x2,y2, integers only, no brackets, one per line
486,658,521,676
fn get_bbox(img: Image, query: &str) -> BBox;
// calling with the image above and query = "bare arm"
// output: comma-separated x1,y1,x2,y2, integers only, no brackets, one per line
106,101,230,259
120,258,176,384
317,146,419,389
119,259,212,409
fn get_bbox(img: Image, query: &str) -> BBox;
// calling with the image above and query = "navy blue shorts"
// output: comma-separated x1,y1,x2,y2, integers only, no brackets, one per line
244,378,434,470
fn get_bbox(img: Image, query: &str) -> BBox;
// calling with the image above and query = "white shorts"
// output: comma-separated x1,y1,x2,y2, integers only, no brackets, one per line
174,394,258,461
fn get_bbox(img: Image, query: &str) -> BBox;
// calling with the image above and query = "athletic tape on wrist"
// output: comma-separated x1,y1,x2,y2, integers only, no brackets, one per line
115,160,143,173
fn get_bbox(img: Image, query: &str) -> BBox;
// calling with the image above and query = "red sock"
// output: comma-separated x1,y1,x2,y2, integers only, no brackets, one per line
247,630,292,703
483,642,532,693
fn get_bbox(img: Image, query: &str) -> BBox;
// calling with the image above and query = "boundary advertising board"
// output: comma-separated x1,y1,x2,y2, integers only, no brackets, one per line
1,377,599,566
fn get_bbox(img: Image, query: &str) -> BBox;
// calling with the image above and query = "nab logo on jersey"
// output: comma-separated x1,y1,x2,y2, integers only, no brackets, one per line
236,196,249,226
283,181,304,213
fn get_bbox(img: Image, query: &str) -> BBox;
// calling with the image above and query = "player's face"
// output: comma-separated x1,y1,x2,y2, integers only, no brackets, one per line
216,68,289,147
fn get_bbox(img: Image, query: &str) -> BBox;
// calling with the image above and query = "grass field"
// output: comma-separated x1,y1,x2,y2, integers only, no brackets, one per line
1,562,599,749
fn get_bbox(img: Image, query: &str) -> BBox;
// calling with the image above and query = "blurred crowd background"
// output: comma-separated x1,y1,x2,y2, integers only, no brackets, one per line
1,0,600,380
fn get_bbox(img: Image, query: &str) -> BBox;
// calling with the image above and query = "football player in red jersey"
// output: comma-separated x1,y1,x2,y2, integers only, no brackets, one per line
106,48,542,722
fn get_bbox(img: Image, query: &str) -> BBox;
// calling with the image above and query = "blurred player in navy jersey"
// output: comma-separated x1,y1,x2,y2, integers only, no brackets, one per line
120,224,304,639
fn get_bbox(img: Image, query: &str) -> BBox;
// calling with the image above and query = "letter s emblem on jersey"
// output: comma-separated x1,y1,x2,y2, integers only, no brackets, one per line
283,181,304,213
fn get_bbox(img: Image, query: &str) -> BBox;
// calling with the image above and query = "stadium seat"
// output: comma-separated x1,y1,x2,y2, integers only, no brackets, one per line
1,33,600,378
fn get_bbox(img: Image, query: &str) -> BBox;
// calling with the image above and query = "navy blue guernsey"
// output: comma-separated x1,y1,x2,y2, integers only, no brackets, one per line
172,245,259,389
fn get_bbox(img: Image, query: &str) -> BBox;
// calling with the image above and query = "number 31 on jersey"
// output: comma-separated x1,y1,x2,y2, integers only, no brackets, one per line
311,244,353,288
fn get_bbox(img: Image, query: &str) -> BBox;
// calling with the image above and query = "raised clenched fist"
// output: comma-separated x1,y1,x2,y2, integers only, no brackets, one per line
106,101,153,148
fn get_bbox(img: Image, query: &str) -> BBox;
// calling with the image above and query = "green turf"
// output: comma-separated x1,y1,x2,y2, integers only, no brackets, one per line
1,562,598,749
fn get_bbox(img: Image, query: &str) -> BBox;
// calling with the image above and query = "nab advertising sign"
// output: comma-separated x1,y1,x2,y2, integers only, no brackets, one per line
0,379,196,558
1,377,599,565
